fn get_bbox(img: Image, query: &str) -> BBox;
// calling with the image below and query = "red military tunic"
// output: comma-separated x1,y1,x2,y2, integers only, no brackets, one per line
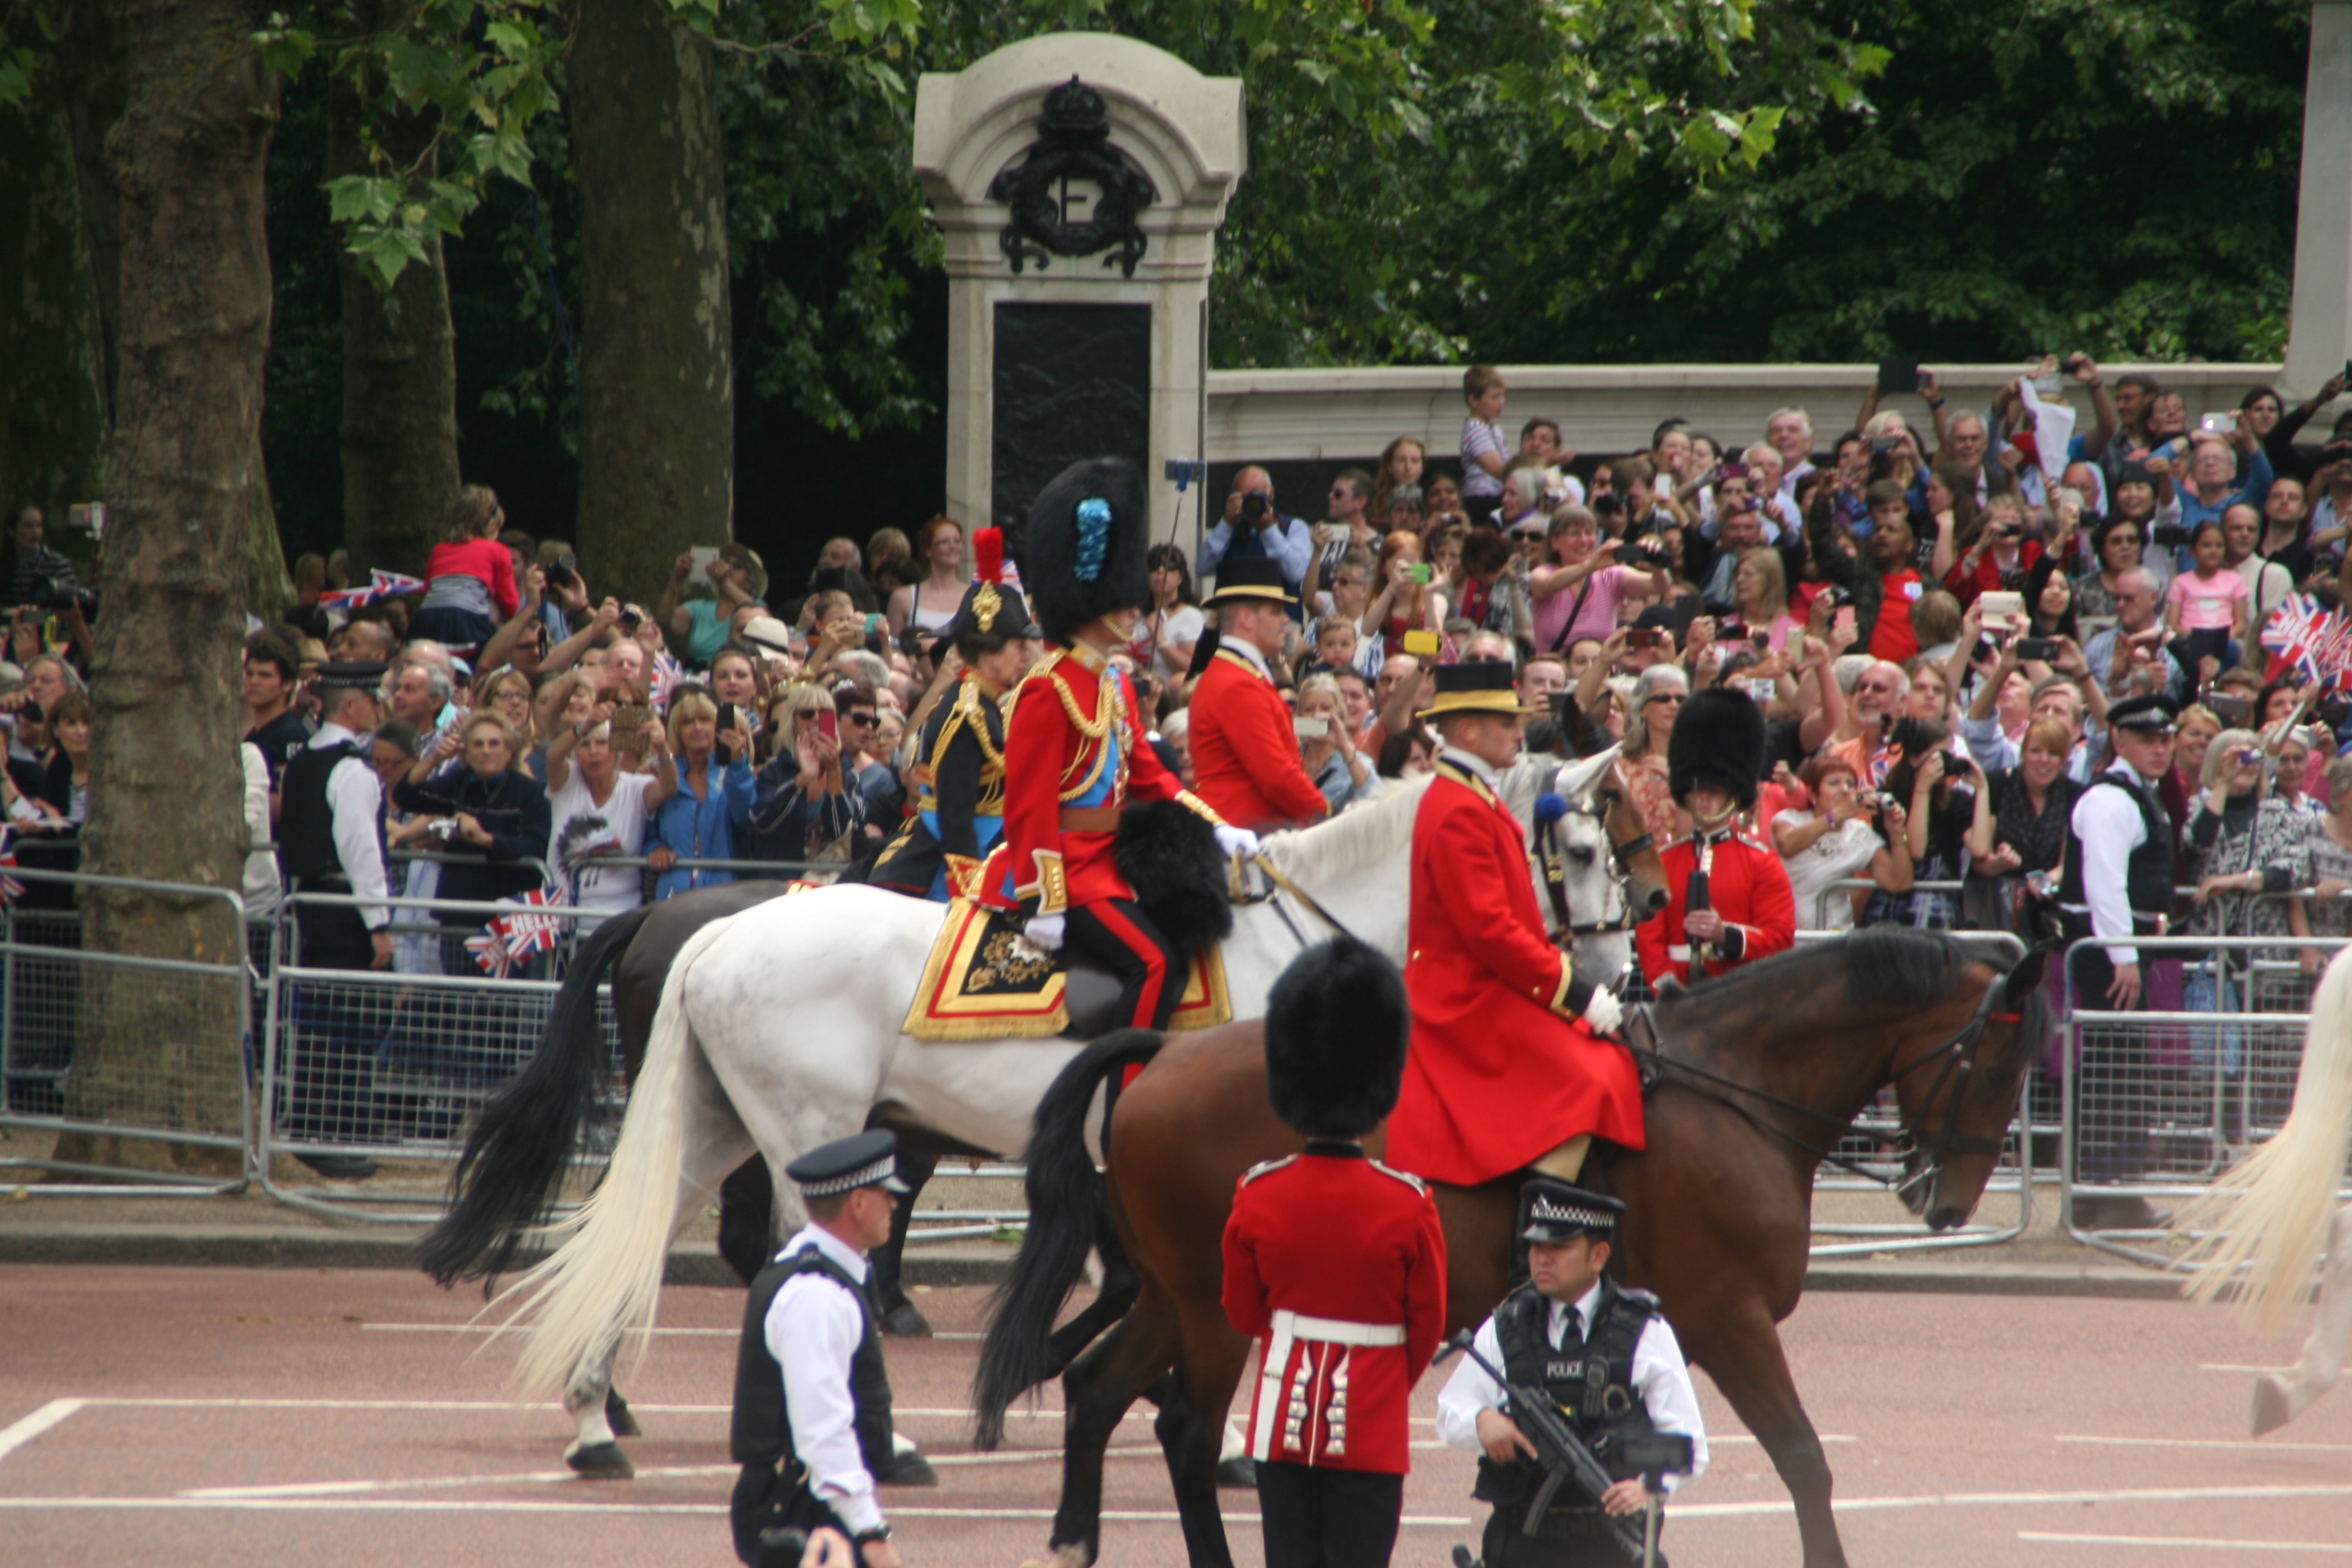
1635,828,1797,986
1221,1145,1448,1475
1188,646,1331,832
1386,756,1646,1186
980,640,1214,916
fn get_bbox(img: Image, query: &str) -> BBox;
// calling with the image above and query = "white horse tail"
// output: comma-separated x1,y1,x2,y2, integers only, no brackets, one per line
500,914,740,1401
2181,946,2352,1335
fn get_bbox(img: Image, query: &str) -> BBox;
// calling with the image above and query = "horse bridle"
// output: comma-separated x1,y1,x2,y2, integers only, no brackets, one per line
1620,972,2016,1196
1540,767,1655,940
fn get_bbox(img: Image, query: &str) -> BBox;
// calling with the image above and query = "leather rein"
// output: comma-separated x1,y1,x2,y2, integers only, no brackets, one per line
1617,973,2017,1195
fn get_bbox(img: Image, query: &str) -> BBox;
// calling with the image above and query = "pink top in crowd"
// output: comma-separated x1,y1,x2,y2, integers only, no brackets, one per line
2166,567,2247,632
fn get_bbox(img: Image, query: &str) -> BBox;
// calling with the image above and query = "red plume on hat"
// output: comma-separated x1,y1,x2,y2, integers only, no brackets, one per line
974,526,1006,586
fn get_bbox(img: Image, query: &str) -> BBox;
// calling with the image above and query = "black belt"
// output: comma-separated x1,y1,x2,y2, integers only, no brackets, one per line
1525,1506,1615,1543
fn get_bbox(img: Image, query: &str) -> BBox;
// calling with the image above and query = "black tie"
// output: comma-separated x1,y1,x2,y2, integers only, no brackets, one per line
1557,1305,1585,1349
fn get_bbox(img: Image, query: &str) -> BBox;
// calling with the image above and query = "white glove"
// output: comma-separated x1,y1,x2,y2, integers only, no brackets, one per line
1581,984,1624,1035
1213,824,1261,859
1023,913,1066,952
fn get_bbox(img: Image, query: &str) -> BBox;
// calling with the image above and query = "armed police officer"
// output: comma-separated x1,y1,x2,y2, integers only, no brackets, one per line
274,660,396,1179
1438,1182,1708,1567
870,527,1036,902
729,1131,915,1568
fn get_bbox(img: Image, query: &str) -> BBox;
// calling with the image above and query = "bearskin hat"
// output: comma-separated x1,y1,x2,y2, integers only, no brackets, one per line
1666,686,1766,810
1023,457,1153,643
1265,937,1411,1140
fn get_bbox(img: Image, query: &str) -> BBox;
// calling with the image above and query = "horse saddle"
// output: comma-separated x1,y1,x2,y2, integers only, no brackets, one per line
900,899,1231,1042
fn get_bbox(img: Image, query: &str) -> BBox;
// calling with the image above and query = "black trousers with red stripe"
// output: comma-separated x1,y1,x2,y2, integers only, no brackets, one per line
1065,899,1184,1031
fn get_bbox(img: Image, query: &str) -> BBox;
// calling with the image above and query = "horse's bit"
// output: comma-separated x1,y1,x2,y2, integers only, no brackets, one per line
1540,775,1654,941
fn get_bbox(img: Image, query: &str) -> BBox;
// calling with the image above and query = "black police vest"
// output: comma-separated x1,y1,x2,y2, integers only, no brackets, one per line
729,1243,896,1476
276,739,369,886
2058,770,2174,928
1473,1279,1663,1512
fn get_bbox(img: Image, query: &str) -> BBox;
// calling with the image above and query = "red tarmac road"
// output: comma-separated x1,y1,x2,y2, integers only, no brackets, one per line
4,1265,2350,1567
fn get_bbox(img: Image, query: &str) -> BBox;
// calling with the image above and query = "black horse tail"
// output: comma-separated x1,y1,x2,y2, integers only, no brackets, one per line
416,903,655,1288
972,1028,1164,1451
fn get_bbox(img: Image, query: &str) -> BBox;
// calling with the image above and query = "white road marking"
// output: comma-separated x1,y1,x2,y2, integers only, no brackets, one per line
2058,1433,2352,1454
0,1400,84,1466
2021,1532,2352,1554
1672,1482,2352,1521
0,1497,1474,1525
361,1323,737,1337
2201,1364,2297,1373
187,1464,738,1499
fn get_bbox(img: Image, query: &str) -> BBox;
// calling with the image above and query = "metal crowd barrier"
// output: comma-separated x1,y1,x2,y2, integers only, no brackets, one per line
2061,932,2352,1268
0,868,253,1197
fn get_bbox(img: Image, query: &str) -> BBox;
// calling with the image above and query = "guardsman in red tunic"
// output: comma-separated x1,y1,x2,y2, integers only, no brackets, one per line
1385,662,1643,1189
1223,936,1447,1568
979,457,1256,1030
1635,688,1796,989
1188,559,1333,833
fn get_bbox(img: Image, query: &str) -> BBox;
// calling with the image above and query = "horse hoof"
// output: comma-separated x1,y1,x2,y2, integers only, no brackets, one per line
605,1390,643,1438
567,1440,635,1479
1215,1456,1257,1489
880,1302,934,1338
879,1450,938,1487
2252,1374,2296,1437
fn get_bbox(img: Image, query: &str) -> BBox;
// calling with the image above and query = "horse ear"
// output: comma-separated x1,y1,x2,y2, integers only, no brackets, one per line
2002,945,2051,1009
1554,743,1623,802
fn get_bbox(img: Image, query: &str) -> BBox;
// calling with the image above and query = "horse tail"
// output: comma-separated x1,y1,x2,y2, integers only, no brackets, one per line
417,903,655,1289
972,1028,1165,1451
500,915,740,1403
2181,947,2352,1335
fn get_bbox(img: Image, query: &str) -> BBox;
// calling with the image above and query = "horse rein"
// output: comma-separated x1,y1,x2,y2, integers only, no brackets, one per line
1540,770,1655,940
1240,852,1363,948
1619,974,2015,1193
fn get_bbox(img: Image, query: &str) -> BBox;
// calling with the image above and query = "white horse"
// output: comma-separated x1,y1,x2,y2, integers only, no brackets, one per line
2182,944,2352,1433
488,750,1655,1470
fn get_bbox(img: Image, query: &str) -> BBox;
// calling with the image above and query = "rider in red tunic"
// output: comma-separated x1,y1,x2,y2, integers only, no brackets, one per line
1223,937,1446,1568
1635,688,1796,988
979,458,1255,1030
1385,662,1643,1189
1188,560,1333,833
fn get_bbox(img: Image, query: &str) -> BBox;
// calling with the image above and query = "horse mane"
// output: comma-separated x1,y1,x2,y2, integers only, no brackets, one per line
1261,772,1432,888
1664,926,1988,1014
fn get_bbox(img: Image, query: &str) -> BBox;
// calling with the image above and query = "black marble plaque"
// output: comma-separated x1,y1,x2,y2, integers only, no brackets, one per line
992,302,1151,551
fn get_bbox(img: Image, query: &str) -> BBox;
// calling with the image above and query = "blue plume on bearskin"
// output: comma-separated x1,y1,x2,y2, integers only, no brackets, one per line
1025,457,1152,642
1265,937,1410,1139
1114,799,1232,958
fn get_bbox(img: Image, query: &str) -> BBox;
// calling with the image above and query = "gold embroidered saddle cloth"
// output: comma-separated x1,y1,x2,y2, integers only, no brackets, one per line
901,897,1232,1042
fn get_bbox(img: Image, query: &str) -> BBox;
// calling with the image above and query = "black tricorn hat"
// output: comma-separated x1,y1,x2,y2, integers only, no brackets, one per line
1023,457,1153,643
930,527,1039,650
1667,686,1766,810
1264,937,1410,1140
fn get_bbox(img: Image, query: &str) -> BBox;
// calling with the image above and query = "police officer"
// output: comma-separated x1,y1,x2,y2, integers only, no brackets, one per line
275,661,395,1179
870,527,1037,902
1437,1182,1709,1567
729,1130,914,1568
1222,937,1448,1568
1187,559,1333,833
2059,692,2177,1230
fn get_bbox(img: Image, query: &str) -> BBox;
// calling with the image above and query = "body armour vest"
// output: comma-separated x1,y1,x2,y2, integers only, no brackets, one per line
729,1244,896,1475
277,740,368,886
2058,771,2174,926
1473,1278,1663,1511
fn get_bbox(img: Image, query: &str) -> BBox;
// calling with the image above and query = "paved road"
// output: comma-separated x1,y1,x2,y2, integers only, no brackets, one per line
4,1265,2349,1566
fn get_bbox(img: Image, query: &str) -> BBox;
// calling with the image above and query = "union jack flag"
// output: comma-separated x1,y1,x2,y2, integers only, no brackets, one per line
2261,594,2352,688
320,569,427,611
0,830,25,903
649,652,685,712
464,925,514,978
497,883,573,963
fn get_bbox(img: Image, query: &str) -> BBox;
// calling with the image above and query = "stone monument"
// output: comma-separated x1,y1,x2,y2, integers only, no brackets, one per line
2285,1,2352,399
913,34,1245,557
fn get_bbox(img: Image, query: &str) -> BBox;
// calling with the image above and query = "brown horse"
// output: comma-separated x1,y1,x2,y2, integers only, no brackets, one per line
974,928,2051,1568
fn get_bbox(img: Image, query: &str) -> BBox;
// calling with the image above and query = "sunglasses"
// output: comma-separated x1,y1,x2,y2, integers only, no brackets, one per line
843,712,877,727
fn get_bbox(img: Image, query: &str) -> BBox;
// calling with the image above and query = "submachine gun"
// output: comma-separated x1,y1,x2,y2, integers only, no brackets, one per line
1434,1329,1694,1568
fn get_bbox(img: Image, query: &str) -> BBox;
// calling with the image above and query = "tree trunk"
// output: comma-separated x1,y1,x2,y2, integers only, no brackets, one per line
327,5,459,581
0,61,112,527
56,0,277,1174
571,0,733,606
